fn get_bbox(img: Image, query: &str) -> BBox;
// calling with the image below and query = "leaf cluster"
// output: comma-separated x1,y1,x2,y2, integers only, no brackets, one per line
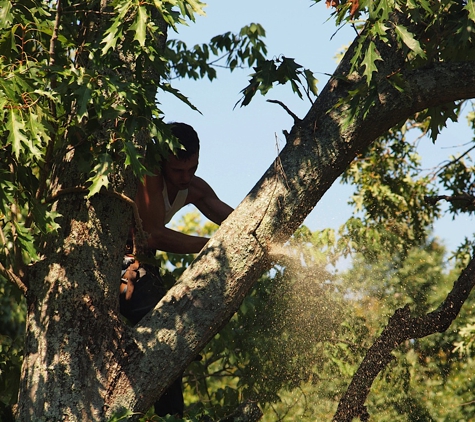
166,23,268,81
238,56,319,107
323,0,475,133
340,128,440,261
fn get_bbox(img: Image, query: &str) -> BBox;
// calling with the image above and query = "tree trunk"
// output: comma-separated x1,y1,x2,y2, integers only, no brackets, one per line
17,20,475,422
17,190,133,420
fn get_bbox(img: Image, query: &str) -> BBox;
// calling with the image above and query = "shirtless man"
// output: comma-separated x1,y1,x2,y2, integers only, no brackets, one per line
119,122,233,417
136,122,233,254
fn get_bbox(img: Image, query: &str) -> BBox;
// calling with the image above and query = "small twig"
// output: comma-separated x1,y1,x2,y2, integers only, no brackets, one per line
49,0,62,67
434,143,475,177
267,99,301,124
0,261,28,296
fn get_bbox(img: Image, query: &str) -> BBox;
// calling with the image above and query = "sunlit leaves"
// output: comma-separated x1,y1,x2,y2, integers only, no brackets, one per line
394,23,426,58
0,0,13,29
318,0,475,138
86,154,112,198
340,132,440,259
131,4,148,47
6,110,29,159
465,0,475,23
453,317,475,356
102,0,206,55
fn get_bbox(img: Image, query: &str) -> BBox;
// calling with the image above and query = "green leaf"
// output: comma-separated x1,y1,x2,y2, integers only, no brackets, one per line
6,110,28,159
0,0,13,29
373,21,389,39
101,19,123,55
86,154,113,198
123,141,153,179
465,0,475,23
158,83,201,113
387,72,406,93
394,24,426,58
132,5,147,47
0,173,14,214
361,41,382,85
14,221,40,262
74,81,92,121
26,110,48,159
182,0,206,20
304,68,318,96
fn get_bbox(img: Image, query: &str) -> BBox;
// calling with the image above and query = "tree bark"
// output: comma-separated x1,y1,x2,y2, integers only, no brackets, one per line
17,15,475,422
17,191,133,420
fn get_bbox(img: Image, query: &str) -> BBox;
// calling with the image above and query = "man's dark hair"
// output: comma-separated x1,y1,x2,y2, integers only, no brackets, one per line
169,122,200,160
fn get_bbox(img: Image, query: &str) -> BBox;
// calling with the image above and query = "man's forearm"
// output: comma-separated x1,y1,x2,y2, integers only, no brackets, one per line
147,227,209,254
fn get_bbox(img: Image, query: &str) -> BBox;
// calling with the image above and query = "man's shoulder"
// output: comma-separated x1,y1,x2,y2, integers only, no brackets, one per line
188,176,214,202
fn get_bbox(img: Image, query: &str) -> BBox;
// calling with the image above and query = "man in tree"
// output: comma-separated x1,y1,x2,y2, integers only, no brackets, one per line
119,122,233,417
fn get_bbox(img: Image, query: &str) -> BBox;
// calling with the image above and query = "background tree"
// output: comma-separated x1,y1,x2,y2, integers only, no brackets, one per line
2,0,475,420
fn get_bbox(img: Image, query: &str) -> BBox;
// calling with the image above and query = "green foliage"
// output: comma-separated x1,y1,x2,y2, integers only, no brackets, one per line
340,128,440,260
154,106,475,419
166,23,268,81
319,0,475,136
0,2,269,416
438,151,475,215
0,0,268,279
154,213,345,419
0,276,25,419
3,0,475,419
238,56,318,107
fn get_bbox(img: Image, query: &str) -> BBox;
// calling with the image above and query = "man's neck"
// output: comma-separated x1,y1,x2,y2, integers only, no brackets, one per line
163,179,178,204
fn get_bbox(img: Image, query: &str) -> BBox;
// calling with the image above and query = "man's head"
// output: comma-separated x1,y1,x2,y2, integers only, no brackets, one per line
162,122,200,191
169,122,200,160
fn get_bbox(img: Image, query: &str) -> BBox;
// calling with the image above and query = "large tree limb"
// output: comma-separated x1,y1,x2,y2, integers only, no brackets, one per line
333,254,475,422
425,193,475,207
107,55,475,415
106,9,475,410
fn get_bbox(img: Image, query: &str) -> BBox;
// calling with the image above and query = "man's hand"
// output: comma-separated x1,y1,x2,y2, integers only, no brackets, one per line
120,260,140,300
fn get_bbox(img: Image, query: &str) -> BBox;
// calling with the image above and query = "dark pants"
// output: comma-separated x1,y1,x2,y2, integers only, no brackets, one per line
119,264,184,418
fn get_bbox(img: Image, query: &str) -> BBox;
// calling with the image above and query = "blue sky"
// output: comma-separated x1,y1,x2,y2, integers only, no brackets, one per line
159,0,474,254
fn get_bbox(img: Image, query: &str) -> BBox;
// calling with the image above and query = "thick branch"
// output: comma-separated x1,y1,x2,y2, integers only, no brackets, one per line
425,193,475,207
101,7,475,414
333,254,475,422
108,58,475,418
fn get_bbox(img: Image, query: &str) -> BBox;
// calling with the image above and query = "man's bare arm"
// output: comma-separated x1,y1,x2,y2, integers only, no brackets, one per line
136,174,211,254
189,177,233,225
